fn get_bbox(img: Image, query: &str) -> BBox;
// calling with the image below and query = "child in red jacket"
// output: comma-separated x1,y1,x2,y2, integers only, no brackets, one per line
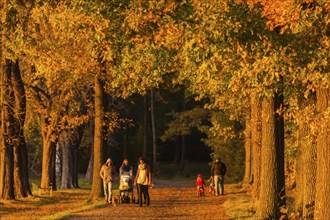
196,174,206,196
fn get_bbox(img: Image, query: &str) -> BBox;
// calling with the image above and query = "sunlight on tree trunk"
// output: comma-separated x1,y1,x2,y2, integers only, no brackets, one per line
314,88,330,219
243,111,252,184
256,95,279,219
251,94,262,202
89,76,105,201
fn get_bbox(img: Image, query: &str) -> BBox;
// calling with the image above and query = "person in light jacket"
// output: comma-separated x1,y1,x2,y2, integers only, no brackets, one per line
134,157,152,207
100,158,114,203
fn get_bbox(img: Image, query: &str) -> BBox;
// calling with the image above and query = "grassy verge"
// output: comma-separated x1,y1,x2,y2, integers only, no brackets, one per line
222,185,255,219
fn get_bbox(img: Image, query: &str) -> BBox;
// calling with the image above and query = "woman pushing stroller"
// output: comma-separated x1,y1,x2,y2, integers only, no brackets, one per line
118,159,134,203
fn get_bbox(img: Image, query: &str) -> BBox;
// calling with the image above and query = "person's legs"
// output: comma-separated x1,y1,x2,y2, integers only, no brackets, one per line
103,181,108,202
143,185,150,206
219,175,224,195
138,184,143,207
136,185,140,203
214,175,220,196
108,181,112,202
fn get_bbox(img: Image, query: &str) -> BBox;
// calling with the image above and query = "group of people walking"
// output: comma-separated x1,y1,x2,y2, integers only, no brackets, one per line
100,156,226,206
99,157,152,207
196,157,227,196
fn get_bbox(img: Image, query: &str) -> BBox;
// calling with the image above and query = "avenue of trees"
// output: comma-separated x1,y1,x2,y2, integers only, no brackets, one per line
0,0,329,219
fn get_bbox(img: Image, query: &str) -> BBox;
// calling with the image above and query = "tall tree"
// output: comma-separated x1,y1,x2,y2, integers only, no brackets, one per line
89,75,105,200
0,0,31,199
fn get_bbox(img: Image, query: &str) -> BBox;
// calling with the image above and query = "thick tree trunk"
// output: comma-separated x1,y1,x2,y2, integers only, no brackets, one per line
61,127,83,189
314,88,330,219
256,95,280,219
12,60,31,197
251,94,262,200
89,76,105,200
295,95,317,218
274,92,286,207
40,136,56,192
0,74,15,199
1,59,30,199
243,111,252,184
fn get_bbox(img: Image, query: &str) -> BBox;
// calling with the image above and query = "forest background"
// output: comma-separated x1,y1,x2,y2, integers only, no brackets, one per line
0,0,329,219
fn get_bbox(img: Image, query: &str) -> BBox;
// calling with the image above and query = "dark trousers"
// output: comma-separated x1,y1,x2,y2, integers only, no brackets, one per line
138,184,150,206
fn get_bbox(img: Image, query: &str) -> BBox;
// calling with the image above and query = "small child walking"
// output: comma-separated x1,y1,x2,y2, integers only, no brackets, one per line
196,174,206,196
207,176,215,195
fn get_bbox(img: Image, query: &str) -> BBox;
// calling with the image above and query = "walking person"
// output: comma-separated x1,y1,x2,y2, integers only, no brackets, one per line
134,157,152,207
100,158,115,203
211,157,227,196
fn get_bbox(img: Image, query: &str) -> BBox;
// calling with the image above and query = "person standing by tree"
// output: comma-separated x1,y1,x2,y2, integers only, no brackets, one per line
134,157,152,207
100,158,114,203
211,158,227,196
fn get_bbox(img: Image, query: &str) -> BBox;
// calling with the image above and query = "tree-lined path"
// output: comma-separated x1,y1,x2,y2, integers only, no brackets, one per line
65,179,234,220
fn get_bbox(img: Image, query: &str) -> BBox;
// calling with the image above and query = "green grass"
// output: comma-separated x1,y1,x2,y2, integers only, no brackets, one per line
223,189,255,219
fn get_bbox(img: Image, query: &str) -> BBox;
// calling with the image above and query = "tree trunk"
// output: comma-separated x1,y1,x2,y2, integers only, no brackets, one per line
143,95,148,158
10,60,31,197
40,134,56,192
243,111,252,184
85,119,94,183
0,68,15,199
251,94,262,201
61,131,73,189
256,95,280,219
123,128,127,159
61,127,83,189
151,88,157,175
180,136,186,175
89,75,105,200
295,95,317,218
274,92,286,207
1,59,30,199
314,88,330,219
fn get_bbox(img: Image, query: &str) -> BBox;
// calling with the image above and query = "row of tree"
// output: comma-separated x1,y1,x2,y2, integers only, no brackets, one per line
0,0,329,219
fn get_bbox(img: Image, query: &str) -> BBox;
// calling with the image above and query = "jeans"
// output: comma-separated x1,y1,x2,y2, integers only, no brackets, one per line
214,175,224,195
103,181,112,201
138,184,150,206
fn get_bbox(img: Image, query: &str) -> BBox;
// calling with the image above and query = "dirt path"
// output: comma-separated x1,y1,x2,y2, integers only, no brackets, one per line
65,179,231,220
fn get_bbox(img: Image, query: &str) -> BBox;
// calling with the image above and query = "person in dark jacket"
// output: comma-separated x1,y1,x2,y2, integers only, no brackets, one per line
211,157,227,195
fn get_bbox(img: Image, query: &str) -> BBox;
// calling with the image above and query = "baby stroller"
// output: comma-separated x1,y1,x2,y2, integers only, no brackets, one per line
118,174,135,204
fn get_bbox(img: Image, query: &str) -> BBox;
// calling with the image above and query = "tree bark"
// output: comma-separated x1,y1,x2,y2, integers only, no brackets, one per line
274,92,286,207
40,130,57,192
0,66,15,199
143,95,148,158
61,131,73,189
314,88,330,219
61,126,83,189
251,94,262,200
295,95,317,218
89,75,105,200
256,95,280,219
1,59,30,199
243,111,252,184
151,88,157,175
85,119,94,183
